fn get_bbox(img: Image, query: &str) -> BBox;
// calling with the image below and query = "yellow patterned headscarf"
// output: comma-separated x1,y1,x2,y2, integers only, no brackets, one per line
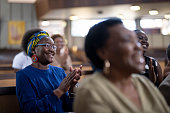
27,31,49,56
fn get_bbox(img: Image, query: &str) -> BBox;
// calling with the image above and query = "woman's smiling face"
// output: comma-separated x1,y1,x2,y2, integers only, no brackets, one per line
99,24,145,74
136,31,149,52
54,37,64,51
34,37,56,65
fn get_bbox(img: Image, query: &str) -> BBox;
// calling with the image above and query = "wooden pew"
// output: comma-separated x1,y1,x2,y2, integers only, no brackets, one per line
0,65,16,87
0,73,16,80
0,63,16,87
0,64,12,68
0,86,20,113
0,63,14,75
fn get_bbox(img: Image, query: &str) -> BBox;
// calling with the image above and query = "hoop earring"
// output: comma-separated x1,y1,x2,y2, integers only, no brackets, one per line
31,55,38,63
103,59,110,75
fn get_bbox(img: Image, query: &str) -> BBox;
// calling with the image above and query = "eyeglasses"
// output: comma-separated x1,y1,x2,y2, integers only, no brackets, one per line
36,43,57,50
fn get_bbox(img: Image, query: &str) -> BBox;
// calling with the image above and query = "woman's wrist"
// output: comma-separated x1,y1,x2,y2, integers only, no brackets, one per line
69,85,75,93
53,88,64,98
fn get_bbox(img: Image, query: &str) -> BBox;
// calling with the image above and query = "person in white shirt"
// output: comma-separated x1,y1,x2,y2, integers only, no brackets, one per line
12,51,32,72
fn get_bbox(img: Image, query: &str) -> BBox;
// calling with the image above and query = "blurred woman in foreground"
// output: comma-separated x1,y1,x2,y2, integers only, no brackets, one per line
74,18,169,113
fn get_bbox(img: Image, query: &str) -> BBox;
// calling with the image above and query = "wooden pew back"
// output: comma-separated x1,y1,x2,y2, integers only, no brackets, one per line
0,87,20,113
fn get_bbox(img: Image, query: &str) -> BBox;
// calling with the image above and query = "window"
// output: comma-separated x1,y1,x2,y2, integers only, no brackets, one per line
140,19,162,28
71,19,136,37
161,19,170,35
140,19,170,35
122,20,136,31
71,19,105,37
39,20,66,36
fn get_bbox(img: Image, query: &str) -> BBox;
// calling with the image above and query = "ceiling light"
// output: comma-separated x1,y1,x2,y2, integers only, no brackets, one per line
41,20,50,26
149,10,158,15
69,15,79,20
130,5,140,11
164,14,170,19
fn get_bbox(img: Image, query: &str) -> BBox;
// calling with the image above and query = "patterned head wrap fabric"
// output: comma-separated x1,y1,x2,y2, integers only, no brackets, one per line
27,31,49,56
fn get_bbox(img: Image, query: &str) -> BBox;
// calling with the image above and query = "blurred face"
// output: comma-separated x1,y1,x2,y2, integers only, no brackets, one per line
34,37,56,65
136,32,149,52
54,37,64,51
101,24,144,74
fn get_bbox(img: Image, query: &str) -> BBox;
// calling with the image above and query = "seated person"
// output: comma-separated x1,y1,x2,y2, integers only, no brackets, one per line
50,34,72,74
74,18,169,113
159,44,170,106
163,44,170,78
16,29,82,113
12,51,32,72
134,30,163,86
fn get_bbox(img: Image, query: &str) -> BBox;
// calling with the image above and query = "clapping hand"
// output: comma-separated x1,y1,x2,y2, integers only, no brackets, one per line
148,59,156,83
57,69,77,93
69,65,82,93
70,65,82,86
54,65,82,98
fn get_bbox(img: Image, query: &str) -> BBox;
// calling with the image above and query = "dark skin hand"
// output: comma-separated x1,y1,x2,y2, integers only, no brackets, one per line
148,59,163,85
53,65,82,98
69,65,82,93
148,59,156,83
58,69,77,93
